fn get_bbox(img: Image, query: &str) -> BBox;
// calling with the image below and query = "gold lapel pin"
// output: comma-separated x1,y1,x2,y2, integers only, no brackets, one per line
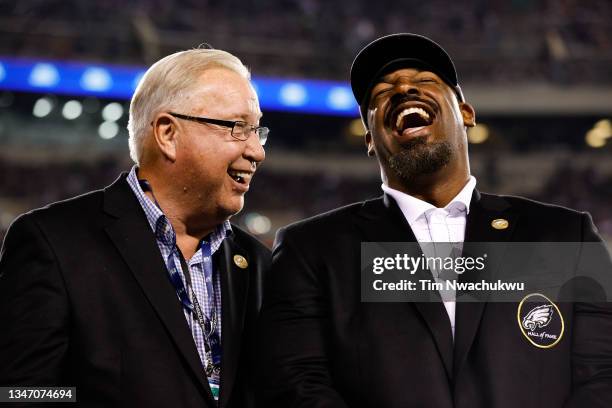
233,254,248,269
491,218,509,230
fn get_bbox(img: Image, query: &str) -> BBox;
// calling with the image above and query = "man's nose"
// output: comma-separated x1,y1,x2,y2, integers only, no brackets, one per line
389,86,422,106
396,83,422,97
244,131,266,164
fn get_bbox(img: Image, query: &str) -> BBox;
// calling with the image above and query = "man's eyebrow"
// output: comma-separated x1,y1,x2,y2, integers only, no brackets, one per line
373,79,394,88
372,84,393,96
414,71,439,78
234,112,263,123
379,74,396,83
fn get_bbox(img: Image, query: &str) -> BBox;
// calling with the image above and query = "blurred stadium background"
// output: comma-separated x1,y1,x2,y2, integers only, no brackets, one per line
1,0,611,247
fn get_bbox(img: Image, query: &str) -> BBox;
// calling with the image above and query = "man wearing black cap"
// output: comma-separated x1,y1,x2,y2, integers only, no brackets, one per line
257,33,612,408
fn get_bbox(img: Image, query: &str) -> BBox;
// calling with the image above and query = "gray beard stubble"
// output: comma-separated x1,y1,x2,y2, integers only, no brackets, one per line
388,137,453,182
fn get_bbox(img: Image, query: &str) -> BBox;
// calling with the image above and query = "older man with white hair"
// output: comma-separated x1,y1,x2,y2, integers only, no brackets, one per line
0,48,270,408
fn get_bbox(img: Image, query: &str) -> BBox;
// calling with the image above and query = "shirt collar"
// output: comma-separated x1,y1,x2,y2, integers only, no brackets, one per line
127,165,165,233
126,165,232,253
381,176,477,224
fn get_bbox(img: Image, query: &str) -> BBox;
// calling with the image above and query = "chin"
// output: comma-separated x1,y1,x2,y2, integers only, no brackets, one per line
220,197,245,218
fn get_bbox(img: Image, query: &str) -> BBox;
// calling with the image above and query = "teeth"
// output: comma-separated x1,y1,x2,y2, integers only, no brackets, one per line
396,107,430,128
228,171,250,178
228,170,251,183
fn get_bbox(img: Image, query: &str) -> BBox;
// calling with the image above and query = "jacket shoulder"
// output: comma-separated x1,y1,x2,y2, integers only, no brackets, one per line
480,192,588,219
478,192,599,240
12,188,106,231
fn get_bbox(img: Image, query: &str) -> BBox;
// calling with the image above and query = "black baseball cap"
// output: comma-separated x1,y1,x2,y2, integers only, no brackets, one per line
350,33,464,125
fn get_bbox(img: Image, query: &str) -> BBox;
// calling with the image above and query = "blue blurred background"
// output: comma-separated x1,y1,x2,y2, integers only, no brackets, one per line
1,0,611,247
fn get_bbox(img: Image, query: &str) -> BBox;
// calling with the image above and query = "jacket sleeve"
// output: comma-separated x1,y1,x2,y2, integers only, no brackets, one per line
0,214,70,386
564,213,612,407
255,227,349,408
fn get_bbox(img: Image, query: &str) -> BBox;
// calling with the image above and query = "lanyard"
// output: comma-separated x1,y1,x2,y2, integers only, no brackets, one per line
138,179,194,311
178,243,222,374
139,178,222,375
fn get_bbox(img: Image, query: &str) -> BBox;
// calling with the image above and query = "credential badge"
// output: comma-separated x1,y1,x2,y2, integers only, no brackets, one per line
517,293,564,349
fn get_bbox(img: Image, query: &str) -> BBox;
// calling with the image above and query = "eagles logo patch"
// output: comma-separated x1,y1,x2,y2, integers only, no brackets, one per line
517,293,564,349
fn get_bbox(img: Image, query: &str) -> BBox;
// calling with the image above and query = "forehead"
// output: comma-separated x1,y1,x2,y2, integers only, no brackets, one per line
188,68,261,118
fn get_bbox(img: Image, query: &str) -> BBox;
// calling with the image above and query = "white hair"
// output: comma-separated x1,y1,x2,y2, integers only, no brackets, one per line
127,48,251,164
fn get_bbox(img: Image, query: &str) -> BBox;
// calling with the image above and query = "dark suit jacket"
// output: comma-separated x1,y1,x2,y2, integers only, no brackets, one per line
0,174,271,408
256,191,612,408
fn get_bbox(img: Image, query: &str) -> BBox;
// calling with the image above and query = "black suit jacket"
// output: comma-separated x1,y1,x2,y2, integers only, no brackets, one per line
0,174,271,408
257,191,612,408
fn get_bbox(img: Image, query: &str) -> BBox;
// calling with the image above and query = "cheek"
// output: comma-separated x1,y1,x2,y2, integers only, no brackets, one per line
449,106,464,125
367,107,379,128
441,95,463,123
371,130,395,160
182,146,227,183
369,109,390,139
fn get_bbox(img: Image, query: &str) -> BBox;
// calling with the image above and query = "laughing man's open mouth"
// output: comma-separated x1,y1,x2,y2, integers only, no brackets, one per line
227,169,252,185
388,99,437,134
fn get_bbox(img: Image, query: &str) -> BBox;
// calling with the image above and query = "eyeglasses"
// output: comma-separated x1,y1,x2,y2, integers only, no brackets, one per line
169,112,268,146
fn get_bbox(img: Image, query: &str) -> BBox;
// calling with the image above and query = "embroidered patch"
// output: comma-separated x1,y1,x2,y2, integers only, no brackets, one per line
517,293,564,349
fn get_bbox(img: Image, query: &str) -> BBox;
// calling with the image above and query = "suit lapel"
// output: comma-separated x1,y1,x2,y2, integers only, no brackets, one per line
218,235,249,408
453,190,518,377
356,194,454,380
102,175,213,401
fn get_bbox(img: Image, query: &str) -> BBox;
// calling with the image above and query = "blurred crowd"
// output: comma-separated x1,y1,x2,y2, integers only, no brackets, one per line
1,0,611,83
1,0,611,244
537,164,612,240
1,156,611,245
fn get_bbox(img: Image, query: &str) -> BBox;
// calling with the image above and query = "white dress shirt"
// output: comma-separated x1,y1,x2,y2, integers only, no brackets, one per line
382,176,477,338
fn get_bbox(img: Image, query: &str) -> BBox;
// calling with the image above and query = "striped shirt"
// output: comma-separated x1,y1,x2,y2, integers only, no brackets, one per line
126,166,230,370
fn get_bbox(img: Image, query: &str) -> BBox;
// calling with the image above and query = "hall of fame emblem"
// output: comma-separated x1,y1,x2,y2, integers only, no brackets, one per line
517,293,564,349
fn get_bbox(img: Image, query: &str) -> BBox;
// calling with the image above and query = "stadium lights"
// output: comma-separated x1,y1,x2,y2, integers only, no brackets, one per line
28,63,60,88
594,119,611,136
279,83,308,107
0,57,360,116
80,67,113,92
102,102,124,121
328,87,355,111
468,123,489,144
62,100,82,120
244,212,272,235
585,119,611,148
348,119,366,137
32,97,54,117
98,121,119,139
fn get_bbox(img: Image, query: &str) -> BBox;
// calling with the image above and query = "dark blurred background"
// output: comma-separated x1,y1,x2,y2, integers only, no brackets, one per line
1,0,611,247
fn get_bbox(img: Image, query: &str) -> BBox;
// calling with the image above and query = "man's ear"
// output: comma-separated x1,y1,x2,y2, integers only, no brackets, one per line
460,102,476,128
365,130,375,157
152,114,179,162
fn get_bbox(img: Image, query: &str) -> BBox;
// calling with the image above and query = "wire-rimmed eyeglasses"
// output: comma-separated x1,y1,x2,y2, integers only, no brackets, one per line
169,112,268,146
